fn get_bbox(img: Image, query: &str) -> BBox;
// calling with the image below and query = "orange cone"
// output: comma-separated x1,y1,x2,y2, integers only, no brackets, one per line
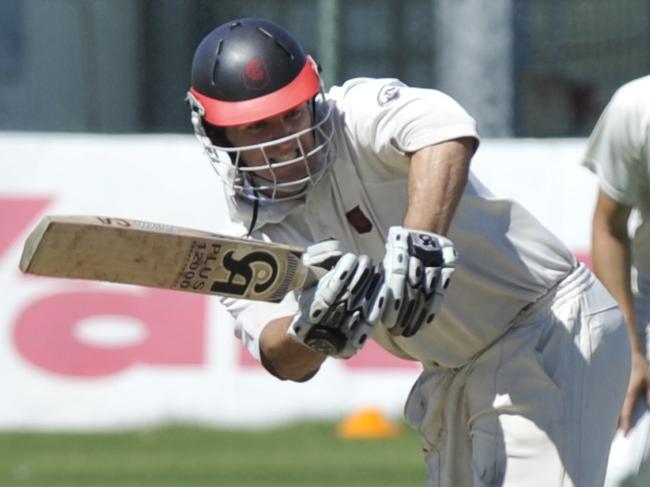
336,407,400,439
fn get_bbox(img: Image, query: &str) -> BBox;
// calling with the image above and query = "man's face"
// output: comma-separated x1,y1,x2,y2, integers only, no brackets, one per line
224,102,316,194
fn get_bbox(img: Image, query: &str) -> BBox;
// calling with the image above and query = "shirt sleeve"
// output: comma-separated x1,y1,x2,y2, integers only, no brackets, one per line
221,291,299,363
335,78,480,171
582,81,648,206
214,227,304,365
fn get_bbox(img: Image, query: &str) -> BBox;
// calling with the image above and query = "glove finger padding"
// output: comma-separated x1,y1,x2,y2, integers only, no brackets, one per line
305,253,360,323
290,247,379,358
302,239,343,270
378,229,410,329
375,226,457,338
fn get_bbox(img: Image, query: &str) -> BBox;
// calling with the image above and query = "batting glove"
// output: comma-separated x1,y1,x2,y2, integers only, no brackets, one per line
368,226,457,337
288,240,381,358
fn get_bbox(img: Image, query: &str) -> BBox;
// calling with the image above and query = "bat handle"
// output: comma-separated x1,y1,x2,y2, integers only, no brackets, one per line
300,264,328,290
298,240,342,290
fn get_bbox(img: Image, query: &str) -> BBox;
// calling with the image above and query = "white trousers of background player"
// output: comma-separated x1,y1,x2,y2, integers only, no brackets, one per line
604,290,650,487
404,264,630,487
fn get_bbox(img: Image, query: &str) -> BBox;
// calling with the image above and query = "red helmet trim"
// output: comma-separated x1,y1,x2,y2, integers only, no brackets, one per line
191,57,320,127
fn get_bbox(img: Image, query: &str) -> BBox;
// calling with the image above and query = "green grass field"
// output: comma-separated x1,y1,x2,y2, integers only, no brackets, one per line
0,422,425,486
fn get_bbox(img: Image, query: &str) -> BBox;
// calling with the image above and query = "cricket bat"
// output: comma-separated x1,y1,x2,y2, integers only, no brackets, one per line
19,215,320,302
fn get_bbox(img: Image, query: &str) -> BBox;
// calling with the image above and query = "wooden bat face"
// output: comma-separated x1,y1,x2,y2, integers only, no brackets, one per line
20,215,308,302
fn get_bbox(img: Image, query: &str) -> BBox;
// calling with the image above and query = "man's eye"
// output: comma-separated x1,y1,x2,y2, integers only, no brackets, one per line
246,122,266,132
286,108,304,121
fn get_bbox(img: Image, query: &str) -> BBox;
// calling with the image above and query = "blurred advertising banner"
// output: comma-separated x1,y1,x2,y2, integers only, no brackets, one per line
0,133,593,431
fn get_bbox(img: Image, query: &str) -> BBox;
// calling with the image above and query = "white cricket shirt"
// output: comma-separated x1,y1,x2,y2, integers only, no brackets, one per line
224,78,577,368
582,75,650,294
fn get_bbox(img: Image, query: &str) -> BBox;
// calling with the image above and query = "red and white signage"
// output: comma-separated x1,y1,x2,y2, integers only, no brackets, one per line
0,133,594,430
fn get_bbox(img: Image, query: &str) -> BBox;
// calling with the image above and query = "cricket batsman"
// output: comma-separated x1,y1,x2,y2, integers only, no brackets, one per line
582,75,650,487
186,17,630,486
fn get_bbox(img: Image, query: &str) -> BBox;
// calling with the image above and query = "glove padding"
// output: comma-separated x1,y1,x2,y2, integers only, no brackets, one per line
288,240,380,358
369,226,457,337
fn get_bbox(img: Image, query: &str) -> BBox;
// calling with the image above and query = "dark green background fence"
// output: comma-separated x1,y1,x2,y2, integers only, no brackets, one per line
1,0,648,136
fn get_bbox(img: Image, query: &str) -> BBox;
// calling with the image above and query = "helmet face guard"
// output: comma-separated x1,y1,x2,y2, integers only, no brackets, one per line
187,18,335,202
187,89,335,201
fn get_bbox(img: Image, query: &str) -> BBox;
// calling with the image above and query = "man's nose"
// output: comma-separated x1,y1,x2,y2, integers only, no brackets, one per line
268,126,297,154
269,119,296,141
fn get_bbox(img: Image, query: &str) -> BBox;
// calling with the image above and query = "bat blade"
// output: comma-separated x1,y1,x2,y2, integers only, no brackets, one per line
19,215,311,302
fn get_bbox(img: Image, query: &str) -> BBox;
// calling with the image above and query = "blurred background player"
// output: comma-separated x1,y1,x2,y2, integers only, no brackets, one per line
187,17,630,486
582,75,650,487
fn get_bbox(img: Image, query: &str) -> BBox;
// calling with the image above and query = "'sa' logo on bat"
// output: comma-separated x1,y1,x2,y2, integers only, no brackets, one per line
211,250,279,297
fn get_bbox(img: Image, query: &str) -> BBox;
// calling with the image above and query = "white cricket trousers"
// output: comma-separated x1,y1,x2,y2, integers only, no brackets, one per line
604,289,650,487
404,264,631,486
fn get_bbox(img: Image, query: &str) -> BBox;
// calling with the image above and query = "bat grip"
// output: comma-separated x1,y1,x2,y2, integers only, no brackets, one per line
301,264,328,289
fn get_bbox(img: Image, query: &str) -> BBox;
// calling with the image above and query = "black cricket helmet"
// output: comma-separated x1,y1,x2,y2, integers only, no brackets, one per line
187,17,334,202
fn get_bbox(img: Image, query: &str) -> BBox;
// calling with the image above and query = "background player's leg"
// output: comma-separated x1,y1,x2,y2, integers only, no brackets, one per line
605,299,650,487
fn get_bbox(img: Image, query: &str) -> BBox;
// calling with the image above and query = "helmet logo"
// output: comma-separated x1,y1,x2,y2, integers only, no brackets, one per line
242,58,270,91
